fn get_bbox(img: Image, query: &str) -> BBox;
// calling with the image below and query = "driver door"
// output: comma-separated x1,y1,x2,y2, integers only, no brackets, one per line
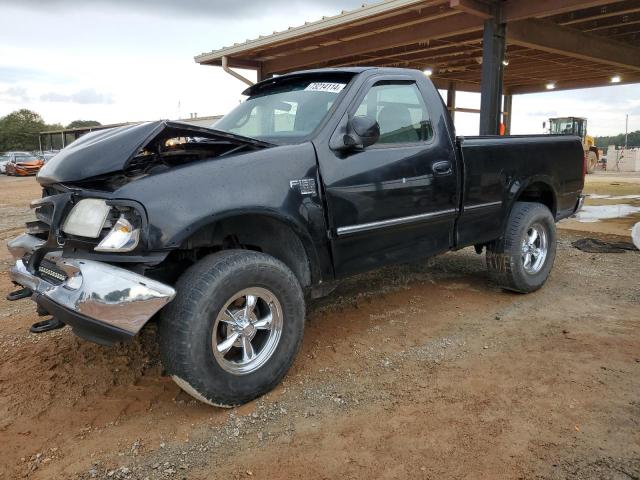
317,76,458,276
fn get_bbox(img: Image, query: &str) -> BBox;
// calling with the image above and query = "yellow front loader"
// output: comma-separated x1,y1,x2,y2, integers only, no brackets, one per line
548,117,599,173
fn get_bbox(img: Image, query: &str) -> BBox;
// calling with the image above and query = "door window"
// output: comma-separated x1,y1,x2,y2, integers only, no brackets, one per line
354,82,433,144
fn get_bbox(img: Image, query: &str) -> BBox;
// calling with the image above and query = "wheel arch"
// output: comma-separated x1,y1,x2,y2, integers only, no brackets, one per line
175,209,320,288
507,177,558,219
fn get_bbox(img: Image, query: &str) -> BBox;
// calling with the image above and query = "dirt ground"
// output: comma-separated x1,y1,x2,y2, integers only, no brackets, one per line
0,174,638,480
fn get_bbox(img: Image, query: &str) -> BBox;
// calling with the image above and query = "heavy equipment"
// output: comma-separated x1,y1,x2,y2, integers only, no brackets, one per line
548,117,599,173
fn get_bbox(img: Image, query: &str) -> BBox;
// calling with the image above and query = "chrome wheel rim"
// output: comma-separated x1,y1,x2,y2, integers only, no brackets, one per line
521,223,548,274
212,287,283,375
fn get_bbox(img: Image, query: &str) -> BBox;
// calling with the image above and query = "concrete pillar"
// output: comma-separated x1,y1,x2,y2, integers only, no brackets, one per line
446,82,457,124
479,5,506,136
503,94,512,135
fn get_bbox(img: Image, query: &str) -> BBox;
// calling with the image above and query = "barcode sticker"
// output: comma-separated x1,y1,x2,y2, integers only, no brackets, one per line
304,82,346,93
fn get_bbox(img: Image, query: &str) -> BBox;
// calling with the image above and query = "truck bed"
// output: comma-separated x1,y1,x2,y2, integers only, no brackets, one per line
455,134,584,247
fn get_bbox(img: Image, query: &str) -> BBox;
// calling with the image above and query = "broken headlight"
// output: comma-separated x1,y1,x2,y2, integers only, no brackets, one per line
62,198,111,238
95,212,140,252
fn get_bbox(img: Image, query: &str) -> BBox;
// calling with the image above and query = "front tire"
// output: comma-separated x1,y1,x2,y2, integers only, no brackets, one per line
159,250,305,407
486,201,557,293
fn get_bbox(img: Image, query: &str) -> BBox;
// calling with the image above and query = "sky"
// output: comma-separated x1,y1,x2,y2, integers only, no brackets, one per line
0,0,638,137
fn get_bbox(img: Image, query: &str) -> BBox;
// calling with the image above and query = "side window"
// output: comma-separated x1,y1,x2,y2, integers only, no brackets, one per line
354,82,433,144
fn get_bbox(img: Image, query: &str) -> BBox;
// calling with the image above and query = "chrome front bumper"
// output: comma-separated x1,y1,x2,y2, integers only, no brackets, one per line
7,234,175,339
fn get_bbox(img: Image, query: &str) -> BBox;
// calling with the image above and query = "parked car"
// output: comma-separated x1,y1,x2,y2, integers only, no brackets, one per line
4,152,44,176
6,67,585,407
0,154,10,174
1,151,30,174
41,151,59,163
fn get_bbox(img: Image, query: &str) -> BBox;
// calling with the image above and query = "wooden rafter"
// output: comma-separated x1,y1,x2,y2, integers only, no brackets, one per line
196,0,640,94
262,13,484,74
507,18,640,71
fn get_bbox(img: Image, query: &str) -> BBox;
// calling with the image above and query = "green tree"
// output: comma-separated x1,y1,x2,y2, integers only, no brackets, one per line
46,123,64,131
595,130,640,148
0,109,47,151
66,120,101,129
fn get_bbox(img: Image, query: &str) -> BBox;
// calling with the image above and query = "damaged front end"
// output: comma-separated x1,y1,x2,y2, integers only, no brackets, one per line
6,188,176,345
7,234,176,344
7,121,267,344
38,120,272,190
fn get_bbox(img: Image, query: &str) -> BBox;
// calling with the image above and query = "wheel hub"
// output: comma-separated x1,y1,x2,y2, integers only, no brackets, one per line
239,322,257,340
521,223,548,275
212,288,283,375
229,311,258,346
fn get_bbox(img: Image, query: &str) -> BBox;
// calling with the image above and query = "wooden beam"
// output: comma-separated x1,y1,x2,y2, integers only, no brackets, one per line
601,22,640,35
253,3,453,59
509,73,640,94
328,34,483,67
503,0,621,22
195,0,447,64
503,94,512,135
576,11,640,31
199,57,262,69
441,56,637,85
555,1,640,26
507,18,640,72
384,47,482,65
263,13,483,74
449,0,492,19
504,62,625,81
611,28,640,38
431,77,480,92
446,81,456,122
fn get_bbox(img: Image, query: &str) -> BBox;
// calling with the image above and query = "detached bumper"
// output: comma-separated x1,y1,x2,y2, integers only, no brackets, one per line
7,234,175,345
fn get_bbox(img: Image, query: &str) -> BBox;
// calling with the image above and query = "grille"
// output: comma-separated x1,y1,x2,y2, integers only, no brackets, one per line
38,260,67,285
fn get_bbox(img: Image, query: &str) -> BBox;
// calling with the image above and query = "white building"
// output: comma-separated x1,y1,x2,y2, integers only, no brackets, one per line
606,146,640,172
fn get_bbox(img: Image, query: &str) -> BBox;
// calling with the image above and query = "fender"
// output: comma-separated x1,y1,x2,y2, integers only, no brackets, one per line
503,174,558,227
171,206,328,287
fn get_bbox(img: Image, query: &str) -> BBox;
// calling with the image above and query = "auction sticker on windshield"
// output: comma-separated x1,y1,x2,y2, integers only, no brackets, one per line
304,82,346,93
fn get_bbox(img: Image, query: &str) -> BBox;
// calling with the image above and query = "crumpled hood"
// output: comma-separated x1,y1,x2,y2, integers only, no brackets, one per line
37,120,271,186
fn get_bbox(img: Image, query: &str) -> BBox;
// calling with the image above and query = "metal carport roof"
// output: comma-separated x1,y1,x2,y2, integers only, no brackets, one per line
194,0,640,134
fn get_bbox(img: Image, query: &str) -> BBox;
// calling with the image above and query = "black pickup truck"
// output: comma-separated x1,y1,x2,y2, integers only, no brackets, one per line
6,67,585,407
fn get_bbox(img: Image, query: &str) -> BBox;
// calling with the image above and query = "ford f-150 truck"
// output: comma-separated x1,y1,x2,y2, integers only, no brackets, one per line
6,67,585,407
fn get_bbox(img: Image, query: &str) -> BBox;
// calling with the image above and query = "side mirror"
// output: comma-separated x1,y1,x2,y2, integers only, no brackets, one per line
339,116,380,151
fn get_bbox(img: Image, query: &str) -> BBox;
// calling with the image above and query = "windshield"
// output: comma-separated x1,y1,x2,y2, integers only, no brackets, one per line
15,155,38,162
550,117,585,137
215,75,354,143
550,118,575,135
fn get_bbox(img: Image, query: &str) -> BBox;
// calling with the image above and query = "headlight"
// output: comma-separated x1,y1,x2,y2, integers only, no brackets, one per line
95,214,140,252
62,199,111,238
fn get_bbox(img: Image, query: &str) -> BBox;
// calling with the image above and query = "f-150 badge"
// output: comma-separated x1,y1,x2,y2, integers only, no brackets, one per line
289,178,317,195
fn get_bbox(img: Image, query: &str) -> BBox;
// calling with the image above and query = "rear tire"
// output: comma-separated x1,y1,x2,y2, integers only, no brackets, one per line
486,201,556,293
159,250,305,407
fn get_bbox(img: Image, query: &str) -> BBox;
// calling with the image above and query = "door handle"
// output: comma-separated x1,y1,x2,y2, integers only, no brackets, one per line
433,161,452,176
